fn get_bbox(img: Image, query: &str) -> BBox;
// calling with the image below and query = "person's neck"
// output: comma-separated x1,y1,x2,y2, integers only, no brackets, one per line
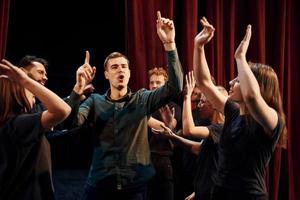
110,87,128,100
239,103,246,115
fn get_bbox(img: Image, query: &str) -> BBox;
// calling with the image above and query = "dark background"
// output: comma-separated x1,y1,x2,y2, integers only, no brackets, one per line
6,0,127,169
6,0,125,98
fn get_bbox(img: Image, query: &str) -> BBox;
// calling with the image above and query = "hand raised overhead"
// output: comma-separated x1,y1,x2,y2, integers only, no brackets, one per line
194,17,215,47
0,59,29,84
156,11,175,44
75,51,97,94
235,25,252,60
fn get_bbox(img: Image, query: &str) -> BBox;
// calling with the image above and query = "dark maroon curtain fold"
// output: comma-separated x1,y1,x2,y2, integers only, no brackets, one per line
125,0,174,91
0,0,10,59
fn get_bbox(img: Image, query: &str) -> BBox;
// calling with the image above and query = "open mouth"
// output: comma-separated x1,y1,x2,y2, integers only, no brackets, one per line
118,74,125,80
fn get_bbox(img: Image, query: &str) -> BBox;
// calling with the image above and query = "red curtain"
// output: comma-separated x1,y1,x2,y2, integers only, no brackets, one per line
125,0,174,91
1,0,299,199
0,0,10,59
125,0,299,199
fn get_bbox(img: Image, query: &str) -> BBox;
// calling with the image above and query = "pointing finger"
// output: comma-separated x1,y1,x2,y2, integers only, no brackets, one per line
157,11,161,20
85,51,90,64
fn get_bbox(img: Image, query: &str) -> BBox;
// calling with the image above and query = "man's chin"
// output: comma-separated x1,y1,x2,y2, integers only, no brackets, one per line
117,85,126,90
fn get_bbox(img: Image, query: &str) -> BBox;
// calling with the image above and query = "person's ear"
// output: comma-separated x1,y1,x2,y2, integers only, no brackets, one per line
104,70,109,79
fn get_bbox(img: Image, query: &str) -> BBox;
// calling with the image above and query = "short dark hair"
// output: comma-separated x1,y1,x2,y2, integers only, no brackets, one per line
103,52,129,70
18,55,49,69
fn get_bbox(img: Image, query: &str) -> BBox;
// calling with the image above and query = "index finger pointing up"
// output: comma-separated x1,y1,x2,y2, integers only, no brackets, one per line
85,51,90,64
157,11,161,20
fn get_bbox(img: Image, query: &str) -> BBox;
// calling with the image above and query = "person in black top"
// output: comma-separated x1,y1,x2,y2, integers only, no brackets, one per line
17,55,94,197
147,67,181,200
193,17,287,200
183,72,228,200
0,59,71,200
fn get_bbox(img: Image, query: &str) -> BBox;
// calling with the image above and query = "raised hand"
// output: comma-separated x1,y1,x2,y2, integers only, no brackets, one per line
185,71,196,97
194,17,215,48
75,51,96,94
0,59,30,84
156,11,175,44
235,25,252,60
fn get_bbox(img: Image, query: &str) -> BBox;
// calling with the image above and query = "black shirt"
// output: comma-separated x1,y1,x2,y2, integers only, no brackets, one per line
214,100,283,196
0,113,54,200
194,123,223,199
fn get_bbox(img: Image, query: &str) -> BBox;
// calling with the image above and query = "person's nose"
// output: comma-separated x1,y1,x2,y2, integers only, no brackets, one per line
118,66,125,72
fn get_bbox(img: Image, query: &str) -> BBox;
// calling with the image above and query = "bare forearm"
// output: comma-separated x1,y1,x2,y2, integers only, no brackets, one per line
236,58,260,101
24,77,70,117
183,95,196,136
193,45,212,87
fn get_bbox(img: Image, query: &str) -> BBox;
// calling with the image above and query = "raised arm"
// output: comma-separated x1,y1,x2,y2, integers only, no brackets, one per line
182,71,210,138
156,11,183,92
73,51,96,95
0,59,71,130
143,11,183,114
67,51,97,127
193,17,227,113
234,25,278,134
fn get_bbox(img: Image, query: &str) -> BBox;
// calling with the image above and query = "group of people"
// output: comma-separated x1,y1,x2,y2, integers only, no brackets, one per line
0,11,286,200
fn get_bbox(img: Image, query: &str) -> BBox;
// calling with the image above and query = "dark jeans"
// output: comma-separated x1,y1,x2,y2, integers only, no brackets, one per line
81,183,147,200
211,186,268,200
148,154,174,200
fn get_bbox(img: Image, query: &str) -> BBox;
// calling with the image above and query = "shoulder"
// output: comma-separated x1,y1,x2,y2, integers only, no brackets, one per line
207,123,223,143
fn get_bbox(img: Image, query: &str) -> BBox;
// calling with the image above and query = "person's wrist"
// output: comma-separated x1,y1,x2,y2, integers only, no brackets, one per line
73,83,85,95
163,41,175,44
163,42,176,51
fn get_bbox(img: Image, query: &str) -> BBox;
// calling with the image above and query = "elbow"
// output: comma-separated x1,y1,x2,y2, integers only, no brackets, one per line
182,126,192,137
195,78,211,91
58,105,72,121
64,105,72,119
